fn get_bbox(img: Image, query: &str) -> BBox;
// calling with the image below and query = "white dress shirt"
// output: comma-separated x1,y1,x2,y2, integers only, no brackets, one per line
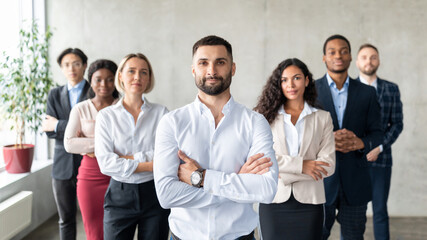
359,76,378,90
154,96,278,240
95,97,168,184
279,102,318,157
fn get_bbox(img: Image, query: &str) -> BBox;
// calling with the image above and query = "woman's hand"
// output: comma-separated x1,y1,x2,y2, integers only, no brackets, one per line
239,153,272,175
302,160,330,181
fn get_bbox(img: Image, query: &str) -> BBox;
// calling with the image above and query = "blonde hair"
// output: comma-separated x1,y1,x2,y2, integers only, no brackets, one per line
115,53,155,94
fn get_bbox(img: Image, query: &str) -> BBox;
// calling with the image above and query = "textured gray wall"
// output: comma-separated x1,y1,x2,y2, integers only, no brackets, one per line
47,0,427,216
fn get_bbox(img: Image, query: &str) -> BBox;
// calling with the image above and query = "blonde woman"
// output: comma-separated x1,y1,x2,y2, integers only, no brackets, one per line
95,53,169,240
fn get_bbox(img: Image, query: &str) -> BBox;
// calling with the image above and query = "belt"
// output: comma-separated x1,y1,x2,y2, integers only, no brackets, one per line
171,230,254,240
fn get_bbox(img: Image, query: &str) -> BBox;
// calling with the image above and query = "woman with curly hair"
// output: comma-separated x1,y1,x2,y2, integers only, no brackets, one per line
255,58,336,240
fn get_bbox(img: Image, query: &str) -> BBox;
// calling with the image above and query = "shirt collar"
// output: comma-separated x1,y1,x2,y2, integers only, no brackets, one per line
326,73,349,90
67,79,86,91
359,75,378,89
115,95,151,111
278,101,317,121
194,95,235,115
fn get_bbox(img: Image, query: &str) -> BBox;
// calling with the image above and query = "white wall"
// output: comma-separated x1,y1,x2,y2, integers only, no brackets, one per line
46,0,427,216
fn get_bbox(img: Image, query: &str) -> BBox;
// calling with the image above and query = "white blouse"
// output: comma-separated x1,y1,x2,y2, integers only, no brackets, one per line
278,102,318,157
95,97,168,184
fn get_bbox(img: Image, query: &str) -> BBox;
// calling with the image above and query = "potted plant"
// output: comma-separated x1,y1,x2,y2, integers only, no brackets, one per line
0,20,54,173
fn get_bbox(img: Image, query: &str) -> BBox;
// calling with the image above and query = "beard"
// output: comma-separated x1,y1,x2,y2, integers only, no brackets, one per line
361,65,378,76
195,72,232,96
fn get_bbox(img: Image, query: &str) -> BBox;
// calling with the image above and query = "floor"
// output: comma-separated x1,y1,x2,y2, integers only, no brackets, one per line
22,211,427,240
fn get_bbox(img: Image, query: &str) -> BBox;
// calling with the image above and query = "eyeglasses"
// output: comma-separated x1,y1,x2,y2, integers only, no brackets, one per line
62,62,83,69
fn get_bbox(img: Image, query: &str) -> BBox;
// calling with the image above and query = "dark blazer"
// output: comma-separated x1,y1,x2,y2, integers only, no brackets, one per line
45,81,90,180
356,77,403,167
315,75,383,206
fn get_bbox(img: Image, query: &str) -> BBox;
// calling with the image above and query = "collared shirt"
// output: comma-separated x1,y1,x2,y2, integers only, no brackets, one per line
67,80,86,108
359,76,378,90
154,96,278,240
54,80,86,132
326,73,349,128
95,97,168,184
359,76,383,152
279,102,318,157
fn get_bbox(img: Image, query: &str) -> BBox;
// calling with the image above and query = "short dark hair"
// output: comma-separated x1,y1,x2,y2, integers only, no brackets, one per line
87,59,119,99
57,48,88,66
192,35,233,60
323,34,351,55
358,43,379,54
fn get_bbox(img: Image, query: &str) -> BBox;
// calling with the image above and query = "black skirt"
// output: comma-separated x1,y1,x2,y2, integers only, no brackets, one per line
259,193,324,240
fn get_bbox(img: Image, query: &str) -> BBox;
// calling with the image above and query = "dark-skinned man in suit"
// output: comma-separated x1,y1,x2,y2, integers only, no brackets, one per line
315,35,383,240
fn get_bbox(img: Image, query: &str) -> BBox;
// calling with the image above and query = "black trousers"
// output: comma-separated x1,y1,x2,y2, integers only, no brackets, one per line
259,193,324,240
52,177,78,240
103,179,170,240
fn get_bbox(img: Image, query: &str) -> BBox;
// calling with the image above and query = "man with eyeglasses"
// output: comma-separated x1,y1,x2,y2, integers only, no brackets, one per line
42,48,90,240
315,35,383,240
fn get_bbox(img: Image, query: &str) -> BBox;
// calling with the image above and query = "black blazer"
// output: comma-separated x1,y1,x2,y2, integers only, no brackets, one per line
315,75,383,206
45,81,90,180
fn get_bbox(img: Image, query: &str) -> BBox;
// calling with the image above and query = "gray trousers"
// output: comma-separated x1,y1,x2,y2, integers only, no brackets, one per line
52,177,78,240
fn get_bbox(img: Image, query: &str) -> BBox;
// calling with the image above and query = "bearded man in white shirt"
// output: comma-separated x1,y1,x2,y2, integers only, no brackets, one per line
154,35,279,240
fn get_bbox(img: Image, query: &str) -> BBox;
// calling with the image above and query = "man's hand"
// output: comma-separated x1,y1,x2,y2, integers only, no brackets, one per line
239,153,272,175
334,128,364,153
366,146,381,162
86,153,95,158
119,155,134,160
302,160,330,181
42,115,58,132
178,150,202,185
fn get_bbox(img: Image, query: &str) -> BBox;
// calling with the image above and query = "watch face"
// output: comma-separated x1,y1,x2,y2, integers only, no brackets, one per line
191,171,201,185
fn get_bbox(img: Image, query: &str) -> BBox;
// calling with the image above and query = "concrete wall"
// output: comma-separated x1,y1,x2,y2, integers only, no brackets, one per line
46,0,427,216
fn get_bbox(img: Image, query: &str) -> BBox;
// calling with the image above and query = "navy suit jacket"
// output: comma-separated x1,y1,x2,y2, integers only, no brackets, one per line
356,77,403,167
45,81,90,180
315,75,383,205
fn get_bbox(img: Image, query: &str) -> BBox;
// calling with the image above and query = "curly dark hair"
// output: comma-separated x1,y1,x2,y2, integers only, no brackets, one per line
87,59,119,99
254,58,318,124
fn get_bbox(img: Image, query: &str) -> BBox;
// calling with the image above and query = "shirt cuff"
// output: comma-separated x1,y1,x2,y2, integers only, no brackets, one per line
203,169,222,195
54,121,59,133
379,144,383,153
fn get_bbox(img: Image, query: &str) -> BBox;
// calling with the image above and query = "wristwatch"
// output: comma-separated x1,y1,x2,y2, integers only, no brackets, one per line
191,168,205,188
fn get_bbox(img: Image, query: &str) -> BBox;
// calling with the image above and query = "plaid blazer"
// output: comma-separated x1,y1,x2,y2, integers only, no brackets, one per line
357,77,404,167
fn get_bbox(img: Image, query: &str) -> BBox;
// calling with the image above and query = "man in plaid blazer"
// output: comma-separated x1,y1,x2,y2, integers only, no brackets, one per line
356,43,404,240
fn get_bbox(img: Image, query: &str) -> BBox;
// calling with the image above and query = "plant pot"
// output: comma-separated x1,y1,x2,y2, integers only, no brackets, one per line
3,144,34,173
